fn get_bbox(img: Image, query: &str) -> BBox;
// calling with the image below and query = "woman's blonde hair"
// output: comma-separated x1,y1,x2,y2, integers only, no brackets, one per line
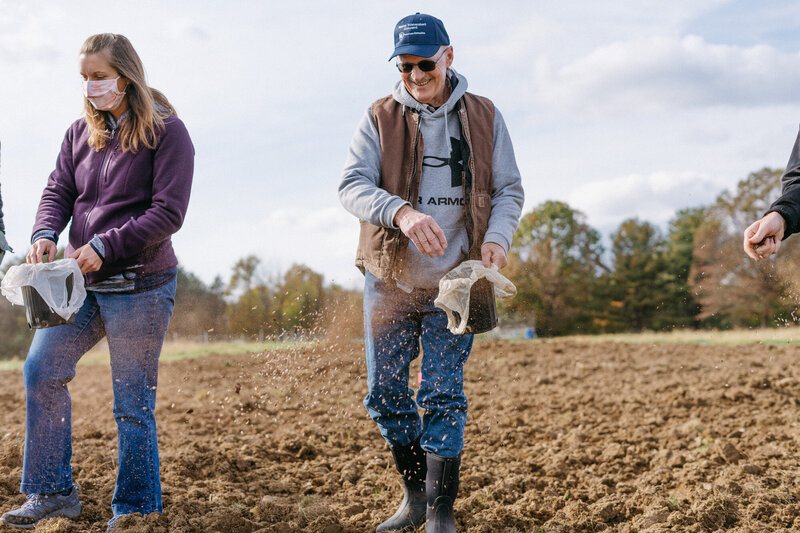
80,33,175,152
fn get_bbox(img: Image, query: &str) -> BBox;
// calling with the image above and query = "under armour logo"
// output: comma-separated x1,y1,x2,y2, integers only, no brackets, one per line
422,137,464,187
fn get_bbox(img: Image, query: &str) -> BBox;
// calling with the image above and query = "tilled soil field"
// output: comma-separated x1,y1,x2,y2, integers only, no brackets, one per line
0,339,798,532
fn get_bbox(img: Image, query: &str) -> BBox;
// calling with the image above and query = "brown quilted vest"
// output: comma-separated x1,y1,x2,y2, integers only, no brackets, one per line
355,92,495,281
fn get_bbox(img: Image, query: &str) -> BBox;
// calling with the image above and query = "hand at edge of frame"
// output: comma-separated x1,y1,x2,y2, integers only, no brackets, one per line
743,211,786,261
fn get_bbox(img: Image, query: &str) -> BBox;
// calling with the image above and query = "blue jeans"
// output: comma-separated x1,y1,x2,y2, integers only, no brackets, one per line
20,278,176,516
363,272,473,458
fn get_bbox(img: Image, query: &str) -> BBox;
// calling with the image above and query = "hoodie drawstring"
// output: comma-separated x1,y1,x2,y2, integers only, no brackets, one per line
443,102,451,155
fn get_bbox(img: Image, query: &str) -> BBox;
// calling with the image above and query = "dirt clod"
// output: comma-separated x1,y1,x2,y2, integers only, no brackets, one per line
715,440,745,463
695,496,739,531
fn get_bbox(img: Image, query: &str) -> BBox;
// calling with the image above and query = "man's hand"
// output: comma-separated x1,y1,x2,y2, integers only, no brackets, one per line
69,244,103,274
481,242,507,270
395,205,447,258
743,211,786,261
27,238,57,264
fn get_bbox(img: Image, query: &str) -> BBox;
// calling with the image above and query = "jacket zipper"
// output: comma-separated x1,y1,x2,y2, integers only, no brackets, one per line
458,105,478,254
392,111,422,281
82,127,116,245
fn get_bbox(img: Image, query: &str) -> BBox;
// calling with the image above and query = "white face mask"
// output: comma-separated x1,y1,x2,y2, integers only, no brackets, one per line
82,77,126,111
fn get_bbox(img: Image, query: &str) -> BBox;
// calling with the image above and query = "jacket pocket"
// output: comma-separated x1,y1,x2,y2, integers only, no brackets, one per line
471,192,491,243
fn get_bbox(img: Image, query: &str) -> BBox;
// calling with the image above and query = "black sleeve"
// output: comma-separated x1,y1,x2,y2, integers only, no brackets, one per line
767,127,800,239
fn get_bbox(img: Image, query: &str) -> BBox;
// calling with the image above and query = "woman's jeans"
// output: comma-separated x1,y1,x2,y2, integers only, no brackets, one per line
20,278,176,516
363,272,473,458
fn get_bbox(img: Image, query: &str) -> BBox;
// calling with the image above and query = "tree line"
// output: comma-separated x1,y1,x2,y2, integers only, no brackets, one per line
0,166,796,358
0,255,363,359
503,167,800,335
169,255,363,343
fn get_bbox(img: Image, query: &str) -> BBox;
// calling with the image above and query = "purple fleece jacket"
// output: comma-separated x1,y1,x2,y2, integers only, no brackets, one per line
33,115,194,285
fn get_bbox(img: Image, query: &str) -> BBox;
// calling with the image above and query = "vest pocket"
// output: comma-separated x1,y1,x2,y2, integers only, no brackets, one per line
471,192,491,242
357,221,400,278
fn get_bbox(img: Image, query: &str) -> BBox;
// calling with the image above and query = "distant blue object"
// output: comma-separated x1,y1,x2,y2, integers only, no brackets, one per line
524,327,535,339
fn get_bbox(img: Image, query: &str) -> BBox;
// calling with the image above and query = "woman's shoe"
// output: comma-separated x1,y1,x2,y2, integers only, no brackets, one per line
0,484,81,530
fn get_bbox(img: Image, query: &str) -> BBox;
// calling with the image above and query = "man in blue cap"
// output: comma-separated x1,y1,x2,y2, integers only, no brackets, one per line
339,13,524,533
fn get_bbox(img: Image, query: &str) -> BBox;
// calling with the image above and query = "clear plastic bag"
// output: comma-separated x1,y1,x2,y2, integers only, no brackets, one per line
434,260,516,335
1,259,85,321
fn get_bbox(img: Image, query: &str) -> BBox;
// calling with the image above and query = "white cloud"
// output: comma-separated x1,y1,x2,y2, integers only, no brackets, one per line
536,35,800,113
0,3,64,65
176,205,362,289
569,171,729,232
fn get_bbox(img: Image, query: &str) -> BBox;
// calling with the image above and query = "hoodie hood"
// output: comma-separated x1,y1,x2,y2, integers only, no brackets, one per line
392,68,468,116
392,68,468,162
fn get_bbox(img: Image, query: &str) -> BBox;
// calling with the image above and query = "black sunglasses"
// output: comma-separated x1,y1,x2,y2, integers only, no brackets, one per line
396,48,447,74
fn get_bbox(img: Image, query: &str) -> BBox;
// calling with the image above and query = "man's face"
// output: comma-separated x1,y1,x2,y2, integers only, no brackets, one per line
398,46,453,107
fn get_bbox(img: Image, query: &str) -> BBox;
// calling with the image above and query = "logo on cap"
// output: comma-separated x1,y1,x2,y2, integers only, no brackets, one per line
390,13,449,61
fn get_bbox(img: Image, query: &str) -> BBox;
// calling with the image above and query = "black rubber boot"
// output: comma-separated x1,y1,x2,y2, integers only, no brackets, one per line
425,453,460,533
376,437,428,532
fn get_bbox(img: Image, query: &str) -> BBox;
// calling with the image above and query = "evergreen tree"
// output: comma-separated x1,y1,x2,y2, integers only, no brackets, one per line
604,219,673,331
661,207,705,327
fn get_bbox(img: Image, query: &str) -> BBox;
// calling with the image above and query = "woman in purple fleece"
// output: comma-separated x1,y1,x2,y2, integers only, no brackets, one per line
0,34,194,532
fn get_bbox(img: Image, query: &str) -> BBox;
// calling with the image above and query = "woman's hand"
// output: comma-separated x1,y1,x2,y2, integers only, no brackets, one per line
27,239,57,264
69,244,103,274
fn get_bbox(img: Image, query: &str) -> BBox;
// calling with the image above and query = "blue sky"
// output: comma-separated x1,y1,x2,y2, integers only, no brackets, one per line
2,0,800,288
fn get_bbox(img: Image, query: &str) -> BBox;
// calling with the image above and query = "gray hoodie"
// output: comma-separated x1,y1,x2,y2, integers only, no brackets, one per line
339,69,524,288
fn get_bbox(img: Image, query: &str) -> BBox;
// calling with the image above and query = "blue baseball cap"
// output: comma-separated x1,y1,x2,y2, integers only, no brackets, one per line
389,13,449,60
